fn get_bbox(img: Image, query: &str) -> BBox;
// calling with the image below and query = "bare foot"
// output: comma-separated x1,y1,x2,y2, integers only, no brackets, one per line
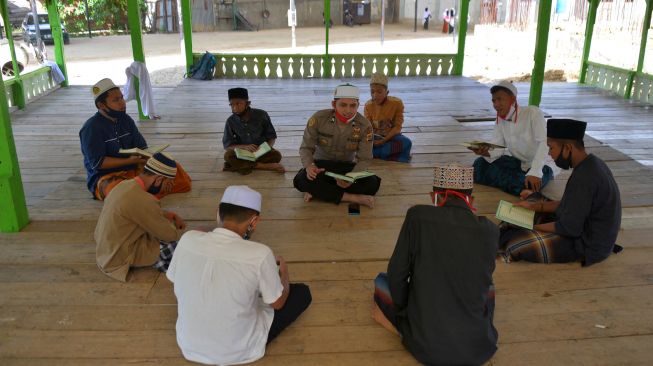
304,192,313,202
342,193,375,208
371,301,399,335
255,162,286,173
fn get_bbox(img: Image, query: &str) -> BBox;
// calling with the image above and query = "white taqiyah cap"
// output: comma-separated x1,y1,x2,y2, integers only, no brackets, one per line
333,83,360,100
490,80,518,97
220,185,262,212
91,78,119,101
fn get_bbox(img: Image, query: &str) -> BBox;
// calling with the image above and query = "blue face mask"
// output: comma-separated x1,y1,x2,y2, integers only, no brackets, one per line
106,107,128,119
147,178,163,195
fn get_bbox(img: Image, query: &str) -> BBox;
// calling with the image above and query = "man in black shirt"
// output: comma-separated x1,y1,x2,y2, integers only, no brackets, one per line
222,88,285,174
372,163,499,365
501,118,622,266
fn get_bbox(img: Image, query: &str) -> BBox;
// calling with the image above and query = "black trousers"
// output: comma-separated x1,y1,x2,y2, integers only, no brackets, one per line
267,283,312,344
293,160,382,204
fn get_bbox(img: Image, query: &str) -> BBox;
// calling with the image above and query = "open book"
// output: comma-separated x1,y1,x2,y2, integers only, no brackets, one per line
461,140,506,149
234,142,271,162
119,144,169,158
495,200,535,230
325,171,376,183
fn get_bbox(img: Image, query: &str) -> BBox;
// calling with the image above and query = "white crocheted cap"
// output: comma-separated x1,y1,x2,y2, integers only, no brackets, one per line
220,185,262,212
333,83,360,100
433,163,474,190
91,78,119,101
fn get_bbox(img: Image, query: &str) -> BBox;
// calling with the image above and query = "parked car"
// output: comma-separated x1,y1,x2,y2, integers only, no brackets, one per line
1,39,43,77
22,12,70,46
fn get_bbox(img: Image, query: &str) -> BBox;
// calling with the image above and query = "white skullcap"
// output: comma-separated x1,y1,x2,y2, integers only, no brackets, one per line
333,83,360,100
490,80,518,97
220,185,262,212
91,78,119,101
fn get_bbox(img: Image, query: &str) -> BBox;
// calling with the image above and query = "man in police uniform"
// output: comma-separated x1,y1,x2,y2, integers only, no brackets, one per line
293,84,381,208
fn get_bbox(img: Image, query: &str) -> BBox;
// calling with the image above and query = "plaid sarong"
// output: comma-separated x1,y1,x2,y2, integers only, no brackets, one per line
373,134,412,163
153,240,177,272
500,227,578,263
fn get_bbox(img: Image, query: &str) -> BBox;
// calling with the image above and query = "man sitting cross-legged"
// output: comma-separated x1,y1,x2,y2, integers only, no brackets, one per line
364,73,412,163
500,119,622,266
293,83,381,208
372,163,499,365
79,78,191,201
222,87,285,174
167,185,312,365
95,152,186,282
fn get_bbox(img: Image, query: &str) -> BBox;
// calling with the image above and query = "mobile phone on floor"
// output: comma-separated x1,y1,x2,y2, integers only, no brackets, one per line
348,203,360,216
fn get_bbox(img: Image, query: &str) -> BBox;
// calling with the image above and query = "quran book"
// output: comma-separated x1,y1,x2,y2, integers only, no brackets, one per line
495,200,535,230
325,171,376,183
119,144,169,158
234,142,272,162
461,140,506,149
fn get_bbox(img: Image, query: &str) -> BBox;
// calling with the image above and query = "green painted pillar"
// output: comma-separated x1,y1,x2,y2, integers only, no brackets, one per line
579,0,599,84
45,0,68,87
529,0,553,107
636,0,652,73
127,0,147,120
324,0,331,77
0,67,29,232
0,0,25,109
180,0,194,75
454,0,470,75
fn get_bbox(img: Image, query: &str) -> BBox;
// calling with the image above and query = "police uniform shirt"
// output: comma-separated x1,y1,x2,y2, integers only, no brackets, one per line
299,109,373,172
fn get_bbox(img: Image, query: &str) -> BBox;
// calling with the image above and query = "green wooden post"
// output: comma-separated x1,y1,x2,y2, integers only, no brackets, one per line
529,0,553,107
45,0,68,87
0,0,25,108
454,0,470,75
0,69,29,232
324,0,331,77
127,0,147,120
579,0,599,84
180,0,194,75
636,0,652,73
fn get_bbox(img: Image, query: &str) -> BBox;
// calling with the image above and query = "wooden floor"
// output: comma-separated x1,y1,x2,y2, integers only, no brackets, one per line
2,77,653,365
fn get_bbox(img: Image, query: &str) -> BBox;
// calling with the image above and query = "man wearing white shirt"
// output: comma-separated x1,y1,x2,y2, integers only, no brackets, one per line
167,185,311,365
470,80,556,197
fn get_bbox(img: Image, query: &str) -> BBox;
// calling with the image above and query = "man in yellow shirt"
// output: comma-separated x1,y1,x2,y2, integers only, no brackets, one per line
364,73,412,163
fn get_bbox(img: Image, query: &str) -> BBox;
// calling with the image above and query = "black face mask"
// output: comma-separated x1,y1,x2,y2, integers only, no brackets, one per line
243,224,253,240
554,146,573,170
147,179,163,195
106,107,128,119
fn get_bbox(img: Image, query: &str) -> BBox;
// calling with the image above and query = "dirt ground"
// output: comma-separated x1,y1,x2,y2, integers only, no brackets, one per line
37,21,652,87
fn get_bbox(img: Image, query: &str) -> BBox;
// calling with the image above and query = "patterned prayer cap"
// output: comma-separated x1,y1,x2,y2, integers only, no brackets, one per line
221,185,262,212
433,163,474,190
144,152,177,179
490,80,518,97
370,73,388,87
228,87,249,100
91,78,119,101
334,83,360,100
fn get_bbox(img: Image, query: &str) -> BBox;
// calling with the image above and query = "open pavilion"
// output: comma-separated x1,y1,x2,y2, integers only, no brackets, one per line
1,0,652,364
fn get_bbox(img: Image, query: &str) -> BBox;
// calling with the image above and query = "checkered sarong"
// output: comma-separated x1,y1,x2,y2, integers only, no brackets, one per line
152,240,177,272
500,227,578,263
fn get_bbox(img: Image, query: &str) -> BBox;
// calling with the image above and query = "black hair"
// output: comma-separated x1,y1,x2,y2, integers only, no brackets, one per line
433,187,473,196
219,202,259,223
490,86,514,97
95,87,119,109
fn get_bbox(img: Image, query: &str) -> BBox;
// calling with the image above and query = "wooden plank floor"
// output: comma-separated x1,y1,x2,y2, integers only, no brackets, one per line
2,77,653,365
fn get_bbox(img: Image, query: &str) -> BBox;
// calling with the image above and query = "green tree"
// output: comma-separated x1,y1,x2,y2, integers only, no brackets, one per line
58,0,148,34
